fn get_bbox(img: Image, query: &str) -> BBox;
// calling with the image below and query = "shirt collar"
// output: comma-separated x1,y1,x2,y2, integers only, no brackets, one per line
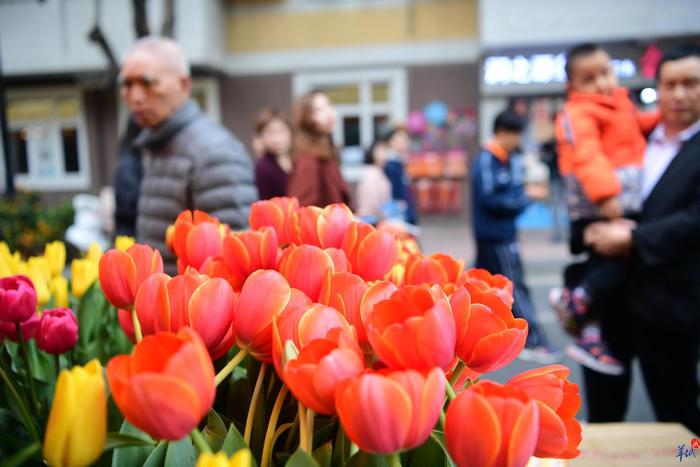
649,118,700,145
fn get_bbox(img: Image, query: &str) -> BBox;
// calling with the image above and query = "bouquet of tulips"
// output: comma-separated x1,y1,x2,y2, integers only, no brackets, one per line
0,197,582,467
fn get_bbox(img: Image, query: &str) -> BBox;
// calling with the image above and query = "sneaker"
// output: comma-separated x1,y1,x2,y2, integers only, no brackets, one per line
518,345,564,365
566,331,625,376
549,287,579,336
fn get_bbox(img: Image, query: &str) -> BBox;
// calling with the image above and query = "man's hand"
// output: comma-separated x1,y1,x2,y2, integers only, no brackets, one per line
584,219,636,256
598,197,623,219
525,183,549,201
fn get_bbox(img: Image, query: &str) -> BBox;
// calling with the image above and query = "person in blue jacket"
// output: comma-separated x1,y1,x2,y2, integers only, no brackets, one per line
385,125,418,225
471,110,561,364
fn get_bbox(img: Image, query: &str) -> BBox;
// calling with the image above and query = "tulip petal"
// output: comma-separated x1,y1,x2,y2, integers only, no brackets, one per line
507,400,540,467
445,390,501,467
236,270,291,352
99,250,136,309
281,245,334,301
532,401,568,458
355,231,399,281
317,204,354,249
188,278,236,358
186,223,222,270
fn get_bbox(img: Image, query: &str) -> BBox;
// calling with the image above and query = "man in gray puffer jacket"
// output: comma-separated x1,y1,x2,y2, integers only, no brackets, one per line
120,37,258,272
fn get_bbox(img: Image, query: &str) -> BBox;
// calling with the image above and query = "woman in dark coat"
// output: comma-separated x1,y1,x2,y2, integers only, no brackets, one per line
253,108,293,200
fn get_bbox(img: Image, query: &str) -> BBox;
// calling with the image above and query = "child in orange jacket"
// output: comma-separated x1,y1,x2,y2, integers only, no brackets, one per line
553,43,658,375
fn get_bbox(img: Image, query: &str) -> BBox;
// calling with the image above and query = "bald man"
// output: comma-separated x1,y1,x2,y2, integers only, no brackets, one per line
119,37,258,272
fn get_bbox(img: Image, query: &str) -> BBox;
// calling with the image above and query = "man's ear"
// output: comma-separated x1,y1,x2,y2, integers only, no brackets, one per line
181,76,193,95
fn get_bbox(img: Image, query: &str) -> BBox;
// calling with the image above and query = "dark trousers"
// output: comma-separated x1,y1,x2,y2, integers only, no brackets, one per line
583,299,700,435
475,240,548,348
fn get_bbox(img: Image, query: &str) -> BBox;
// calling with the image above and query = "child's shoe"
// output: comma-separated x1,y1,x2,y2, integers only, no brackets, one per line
566,324,625,376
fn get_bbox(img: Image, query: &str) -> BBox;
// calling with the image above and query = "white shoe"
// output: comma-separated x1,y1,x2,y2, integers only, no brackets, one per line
518,346,564,365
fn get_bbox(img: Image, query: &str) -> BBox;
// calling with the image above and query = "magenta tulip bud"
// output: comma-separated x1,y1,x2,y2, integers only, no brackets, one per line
36,308,79,355
0,313,40,342
0,276,38,324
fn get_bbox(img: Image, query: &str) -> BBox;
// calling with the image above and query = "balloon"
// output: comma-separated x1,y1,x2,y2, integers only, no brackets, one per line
423,101,449,127
406,111,427,135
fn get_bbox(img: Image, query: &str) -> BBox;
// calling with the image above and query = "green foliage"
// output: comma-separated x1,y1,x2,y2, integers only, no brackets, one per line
0,192,73,257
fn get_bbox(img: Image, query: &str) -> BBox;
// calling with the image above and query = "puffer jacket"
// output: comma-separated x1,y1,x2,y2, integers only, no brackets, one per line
135,100,258,272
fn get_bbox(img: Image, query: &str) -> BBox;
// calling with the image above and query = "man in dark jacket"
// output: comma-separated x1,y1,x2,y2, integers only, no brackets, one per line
120,37,258,272
471,110,561,364
114,118,143,237
584,45,700,435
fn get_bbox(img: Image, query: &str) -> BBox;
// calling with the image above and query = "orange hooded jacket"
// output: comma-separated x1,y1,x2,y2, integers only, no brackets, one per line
555,87,658,204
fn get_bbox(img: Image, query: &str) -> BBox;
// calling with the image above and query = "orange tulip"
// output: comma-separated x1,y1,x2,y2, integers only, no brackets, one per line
507,365,582,459
404,253,466,287
319,272,369,343
106,328,215,440
462,268,514,306
316,204,355,249
270,289,314,374
445,381,540,467
218,228,280,291
249,197,299,245
278,245,335,301
235,270,292,362
341,222,399,281
357,281,398,346
172,210,226,272
335,368,445,454
282,327,364,415
451,287,527,374
366,285,456,371
133,270,236,359
292,206,323,246
324,248,350,273
99,244,163,310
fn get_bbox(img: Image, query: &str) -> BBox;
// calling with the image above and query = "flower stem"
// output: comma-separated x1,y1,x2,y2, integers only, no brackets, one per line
54,354,61,379
387,452,402,467
306,407,315,452
448,360,465,388
190,427,212,453
131,309,143,343
261,385,289,467
445,383,457,401
0,353,40,442
298,402,308,452
439,408,447,430
16,324,40,417
214,348,248,386
244,363,267,445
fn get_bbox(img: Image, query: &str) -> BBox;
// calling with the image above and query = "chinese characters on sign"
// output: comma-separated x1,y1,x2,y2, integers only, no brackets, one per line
483,53,638,86
677,442,698,463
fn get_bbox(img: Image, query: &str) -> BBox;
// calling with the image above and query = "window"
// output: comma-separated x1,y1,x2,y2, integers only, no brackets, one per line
5,91,90,191
293,69,407,181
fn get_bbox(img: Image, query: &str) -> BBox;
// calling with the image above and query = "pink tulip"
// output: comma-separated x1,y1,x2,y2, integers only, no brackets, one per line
36,308,79,354
0,275,38,323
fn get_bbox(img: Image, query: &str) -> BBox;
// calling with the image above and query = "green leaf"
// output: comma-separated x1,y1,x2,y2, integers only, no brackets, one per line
203,410,228,452
0,441,41,467
104,432,157,450
408,434,448,467
110,421,157,467
142,441,168,467
164,436,197,467
286,448,321,467
221,423,248,455
428,431,455,467
344,451,389,467
332,426,348,467
313,442,333,467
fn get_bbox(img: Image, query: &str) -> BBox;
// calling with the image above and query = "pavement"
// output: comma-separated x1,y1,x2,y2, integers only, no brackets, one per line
419,215,657,424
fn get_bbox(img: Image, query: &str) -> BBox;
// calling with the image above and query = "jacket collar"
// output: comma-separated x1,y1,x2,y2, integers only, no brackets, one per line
135,99,200,150
567,87,630,109
483,140,509,164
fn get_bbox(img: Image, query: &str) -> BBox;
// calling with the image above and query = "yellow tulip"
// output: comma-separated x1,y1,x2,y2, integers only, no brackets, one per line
29,274,51,306
45,241,67,277
86,242,103,263
115,236,135,252
70,259,98,299
195,449,253,467
51,276,70,308
28,256,52,284
0,254,11,278
43,359,106,467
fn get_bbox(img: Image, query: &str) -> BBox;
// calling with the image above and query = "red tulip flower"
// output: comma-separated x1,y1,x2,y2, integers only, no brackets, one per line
0,312,39,342
106,328,215,441
462,268,514,306
36,308,79,354
404,253,466,287
133,270,237,359
451,287,527,374
342,222,399,281
249,197,299,245
0,275,37,323
507,365,582,459
171,210,226,272
217,228,280,291
445,381,540,467
278,245,335,302
282,327,364,415
99,244,163,310
356,281,398,346
335,368,445,454
366,286,456,371
316,204,355,249
235,270,292,362
319,272,369,343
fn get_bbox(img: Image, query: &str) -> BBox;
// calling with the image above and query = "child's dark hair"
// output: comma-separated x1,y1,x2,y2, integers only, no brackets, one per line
493,110,525,134
364,139,387,165
657,43,700,79
565,43,605,79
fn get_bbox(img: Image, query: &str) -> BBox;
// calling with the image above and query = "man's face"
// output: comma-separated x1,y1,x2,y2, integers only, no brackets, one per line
120,50,191,128
567,50,618,96
390,130,410,156
501,131,523,153
657,56,700,131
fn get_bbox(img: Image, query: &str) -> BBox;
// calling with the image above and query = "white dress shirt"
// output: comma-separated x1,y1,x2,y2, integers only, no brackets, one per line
641,118,700,200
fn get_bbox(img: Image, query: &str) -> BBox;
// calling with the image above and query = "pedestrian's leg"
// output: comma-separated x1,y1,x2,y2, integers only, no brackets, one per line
582,367,631,422
637,323,700,435
475,241,502,274
495,242,548,348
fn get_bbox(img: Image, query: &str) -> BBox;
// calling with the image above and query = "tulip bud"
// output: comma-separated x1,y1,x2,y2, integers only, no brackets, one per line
45,241,67,277
43,359,106,467
50,276,69,308
70,259,98,298
86,242,103,263
0,275,38,323
37,308,79,355
115,236,135,252
195,449,253,467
